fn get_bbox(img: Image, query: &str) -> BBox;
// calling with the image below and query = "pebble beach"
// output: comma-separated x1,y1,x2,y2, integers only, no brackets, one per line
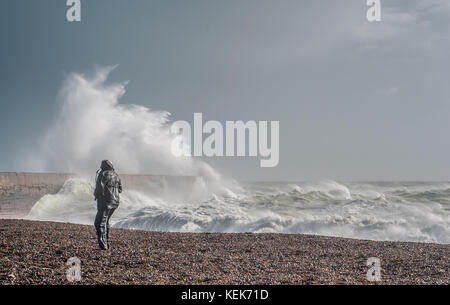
0,219,448,285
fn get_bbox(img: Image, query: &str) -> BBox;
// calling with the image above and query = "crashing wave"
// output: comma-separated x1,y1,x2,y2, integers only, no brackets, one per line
26,179,450,244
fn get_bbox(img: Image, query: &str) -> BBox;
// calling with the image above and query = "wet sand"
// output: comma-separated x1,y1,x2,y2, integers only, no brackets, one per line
0,219,448,285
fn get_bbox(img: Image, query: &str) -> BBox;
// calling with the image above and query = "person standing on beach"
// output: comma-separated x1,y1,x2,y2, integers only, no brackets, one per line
94,160,122,250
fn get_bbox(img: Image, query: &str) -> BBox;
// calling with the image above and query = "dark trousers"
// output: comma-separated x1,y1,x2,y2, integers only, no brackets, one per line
94,206,116,250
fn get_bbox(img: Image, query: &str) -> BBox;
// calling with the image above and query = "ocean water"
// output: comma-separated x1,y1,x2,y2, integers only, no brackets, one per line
23,68,450,244
26,178,450,244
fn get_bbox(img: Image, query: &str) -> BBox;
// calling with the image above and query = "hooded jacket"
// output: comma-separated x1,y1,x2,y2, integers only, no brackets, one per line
94,160,122,208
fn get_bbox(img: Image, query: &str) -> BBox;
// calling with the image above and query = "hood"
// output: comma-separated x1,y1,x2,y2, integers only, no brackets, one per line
100,160,114,171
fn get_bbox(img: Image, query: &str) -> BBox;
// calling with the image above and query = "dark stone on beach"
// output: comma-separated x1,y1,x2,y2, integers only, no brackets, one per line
0,219,448,285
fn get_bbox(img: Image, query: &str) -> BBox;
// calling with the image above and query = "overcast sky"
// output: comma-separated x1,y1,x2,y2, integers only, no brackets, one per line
1,0,450,181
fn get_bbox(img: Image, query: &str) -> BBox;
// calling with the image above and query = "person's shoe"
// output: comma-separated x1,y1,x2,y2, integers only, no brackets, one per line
99,236,108,250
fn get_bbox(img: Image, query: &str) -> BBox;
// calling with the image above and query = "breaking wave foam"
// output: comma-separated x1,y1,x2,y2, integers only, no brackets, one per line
27,179,450,244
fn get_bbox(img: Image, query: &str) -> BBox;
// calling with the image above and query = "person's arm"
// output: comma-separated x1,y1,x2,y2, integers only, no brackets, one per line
118,177,122,194
94,173,104,200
